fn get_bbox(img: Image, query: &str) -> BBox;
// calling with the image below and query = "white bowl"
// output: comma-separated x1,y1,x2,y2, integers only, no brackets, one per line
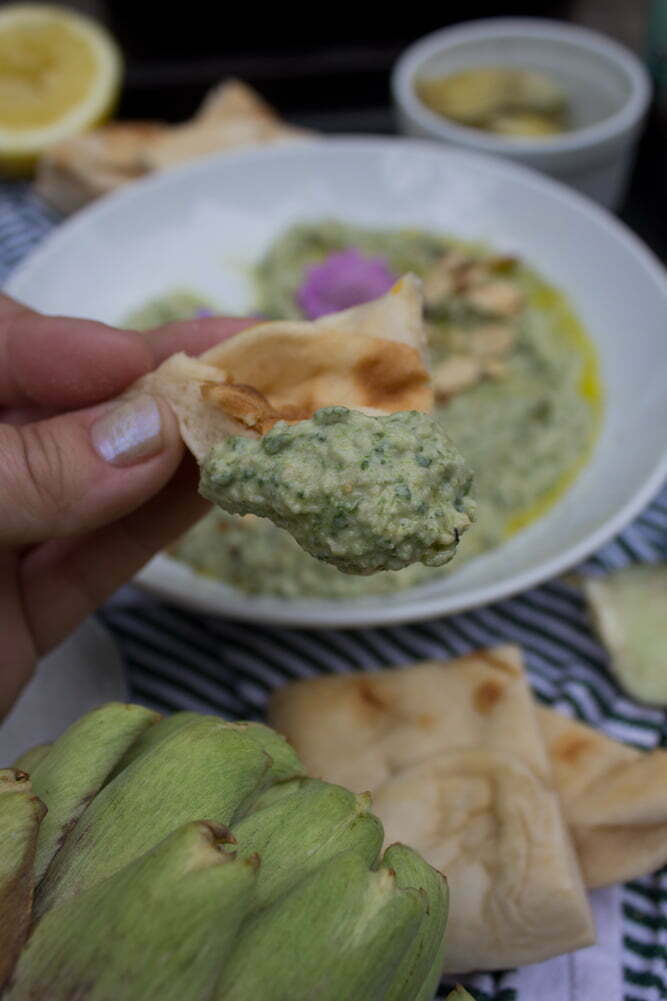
392,18,652,209
6,138,667,628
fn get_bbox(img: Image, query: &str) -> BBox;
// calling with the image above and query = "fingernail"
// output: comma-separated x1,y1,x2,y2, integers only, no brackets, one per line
91,393,163,467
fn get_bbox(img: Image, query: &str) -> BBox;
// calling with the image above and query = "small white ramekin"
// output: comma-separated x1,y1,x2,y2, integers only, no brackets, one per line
392,18,652,210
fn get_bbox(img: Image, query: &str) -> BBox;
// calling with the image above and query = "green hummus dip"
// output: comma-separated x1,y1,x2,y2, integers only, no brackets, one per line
140,220,601,601
200,407,475,575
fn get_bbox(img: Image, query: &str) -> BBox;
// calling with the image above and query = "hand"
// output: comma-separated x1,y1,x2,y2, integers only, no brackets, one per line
0,294,250,720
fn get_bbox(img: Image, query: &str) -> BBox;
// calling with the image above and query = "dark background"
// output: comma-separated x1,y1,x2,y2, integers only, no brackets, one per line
31,0,667,255
106,2,579,123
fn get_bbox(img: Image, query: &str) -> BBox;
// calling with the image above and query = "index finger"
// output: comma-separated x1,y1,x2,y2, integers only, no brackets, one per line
0,294,154,409
143,315,256,365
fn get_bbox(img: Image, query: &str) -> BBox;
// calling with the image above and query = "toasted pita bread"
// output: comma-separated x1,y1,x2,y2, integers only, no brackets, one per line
582,565,667,705
133,275,431,462
372,749,593,971
143,79,312,171
539,707,667,888
197,78,280,124
128,353,264,460
35,80,313,214
269,646,595,972
291,272,429,366
34,122,166,214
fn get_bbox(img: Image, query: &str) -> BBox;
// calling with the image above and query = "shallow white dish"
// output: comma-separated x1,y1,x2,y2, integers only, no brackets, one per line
7,138,667,628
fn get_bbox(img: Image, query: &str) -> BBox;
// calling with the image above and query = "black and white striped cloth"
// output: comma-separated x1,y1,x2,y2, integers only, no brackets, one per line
2,180,666,1001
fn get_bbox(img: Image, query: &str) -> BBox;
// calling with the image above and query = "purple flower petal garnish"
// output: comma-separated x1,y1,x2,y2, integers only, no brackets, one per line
296,248,396,320
196,308,214,318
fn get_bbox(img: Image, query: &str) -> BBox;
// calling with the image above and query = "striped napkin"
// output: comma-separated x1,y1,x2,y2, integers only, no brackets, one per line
2,179,666,1001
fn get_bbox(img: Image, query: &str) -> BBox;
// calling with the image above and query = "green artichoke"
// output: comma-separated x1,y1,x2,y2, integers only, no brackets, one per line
0,702,451,1001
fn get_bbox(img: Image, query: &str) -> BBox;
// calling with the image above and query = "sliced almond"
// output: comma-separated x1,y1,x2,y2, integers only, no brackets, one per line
467,323,516,359
484,358,509,381
453,261,491,293
423,266,455,307
433,354,483,399
466,280,524,317
423,249,482,305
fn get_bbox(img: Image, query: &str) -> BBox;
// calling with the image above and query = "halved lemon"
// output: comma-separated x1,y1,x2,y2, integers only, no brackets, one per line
0,3,122,175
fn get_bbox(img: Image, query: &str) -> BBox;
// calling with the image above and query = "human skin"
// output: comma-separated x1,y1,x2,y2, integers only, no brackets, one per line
0,293,250,720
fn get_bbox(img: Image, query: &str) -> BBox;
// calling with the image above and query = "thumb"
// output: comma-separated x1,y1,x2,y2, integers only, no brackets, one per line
0,393,186,546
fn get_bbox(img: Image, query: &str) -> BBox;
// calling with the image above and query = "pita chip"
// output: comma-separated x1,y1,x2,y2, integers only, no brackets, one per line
539,706,667,888
142,79,312,171
582,565,667,704
132,275,431,462
269,647,595,972
35,79,313,214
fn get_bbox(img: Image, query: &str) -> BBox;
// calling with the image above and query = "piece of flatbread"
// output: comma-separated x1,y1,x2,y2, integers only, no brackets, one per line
269,647,667,893
34,80,314,214
34,122,167,215
143,78,312,171
270,646,544,792
539,707,667,888
131,275,431,461
582,565,667,704
269,647,595,972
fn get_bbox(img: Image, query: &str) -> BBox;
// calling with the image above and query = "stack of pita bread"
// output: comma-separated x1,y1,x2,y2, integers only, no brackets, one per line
269,645,667,972
34,79,314,215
